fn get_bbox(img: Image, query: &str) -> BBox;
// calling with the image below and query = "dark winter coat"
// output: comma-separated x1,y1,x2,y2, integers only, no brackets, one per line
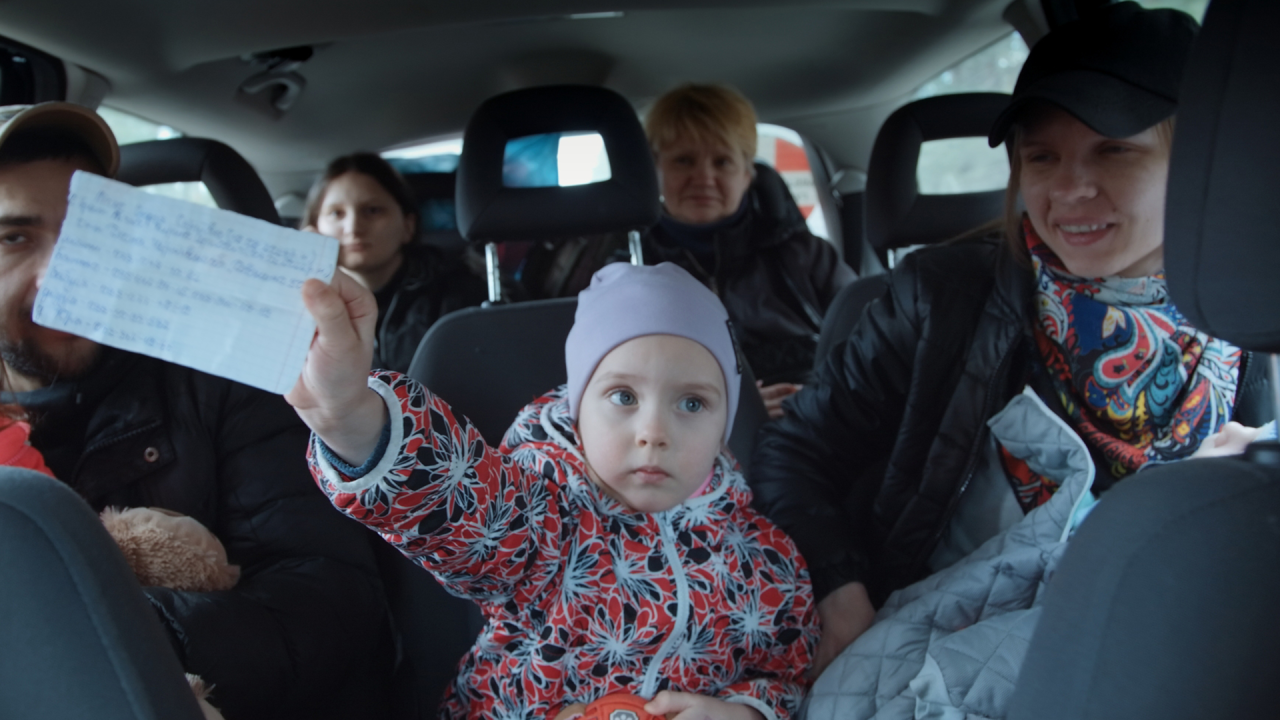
13,348,395,720
748,237,1272,605
373,244,488,372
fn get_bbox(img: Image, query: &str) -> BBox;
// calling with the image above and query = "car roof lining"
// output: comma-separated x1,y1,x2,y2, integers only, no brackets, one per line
0,0,1014,198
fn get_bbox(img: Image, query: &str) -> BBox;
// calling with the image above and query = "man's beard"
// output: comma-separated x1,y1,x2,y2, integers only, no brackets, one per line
0,334,100,388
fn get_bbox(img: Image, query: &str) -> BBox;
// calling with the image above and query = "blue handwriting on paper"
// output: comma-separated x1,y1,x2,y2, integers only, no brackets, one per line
33,172,338,394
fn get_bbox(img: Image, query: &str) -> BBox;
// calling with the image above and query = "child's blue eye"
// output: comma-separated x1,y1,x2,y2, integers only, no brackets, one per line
608,390,636,407
679,397,704,413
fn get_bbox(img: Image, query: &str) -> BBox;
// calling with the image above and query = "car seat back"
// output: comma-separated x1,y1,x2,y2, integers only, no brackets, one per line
1163,0,1280,352
117,137,280,224
814,93,1008,369
1010,1,1280,716
0,468,205,720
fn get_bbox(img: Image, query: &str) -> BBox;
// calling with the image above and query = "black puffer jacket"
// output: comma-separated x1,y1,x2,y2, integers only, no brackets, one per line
373,244,488,372
749,237,1272,605
15,349,395,720
646,198,855,385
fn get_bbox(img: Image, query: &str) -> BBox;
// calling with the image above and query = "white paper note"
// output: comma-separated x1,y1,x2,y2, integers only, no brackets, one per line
33,171,338,395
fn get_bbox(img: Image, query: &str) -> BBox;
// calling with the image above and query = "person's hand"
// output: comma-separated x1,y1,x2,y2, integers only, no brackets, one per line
811,581,876,680
286,272,386,465
757,381,802,420
1191,421,1264,459
645,692,764,720
552,703,587,720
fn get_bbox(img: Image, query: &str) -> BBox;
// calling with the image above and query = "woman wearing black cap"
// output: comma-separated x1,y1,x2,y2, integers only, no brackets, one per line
748,1,1272,683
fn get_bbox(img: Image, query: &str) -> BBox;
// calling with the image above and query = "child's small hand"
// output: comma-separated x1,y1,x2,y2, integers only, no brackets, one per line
644,691,764,720
1191,421,1264,459
552,703,587,720
286,273,386,465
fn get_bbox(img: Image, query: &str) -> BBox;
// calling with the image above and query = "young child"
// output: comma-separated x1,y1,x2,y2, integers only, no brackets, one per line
288,262,818,720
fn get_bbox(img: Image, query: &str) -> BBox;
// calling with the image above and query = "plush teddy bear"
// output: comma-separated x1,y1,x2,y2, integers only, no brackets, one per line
100,507,240,592
101,506,239,719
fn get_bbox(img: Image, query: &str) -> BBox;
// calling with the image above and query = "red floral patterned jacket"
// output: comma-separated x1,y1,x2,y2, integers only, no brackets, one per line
309,371,818,720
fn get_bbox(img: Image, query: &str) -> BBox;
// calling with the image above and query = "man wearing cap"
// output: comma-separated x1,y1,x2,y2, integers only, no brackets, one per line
747,0,1272,693
0,102,393,719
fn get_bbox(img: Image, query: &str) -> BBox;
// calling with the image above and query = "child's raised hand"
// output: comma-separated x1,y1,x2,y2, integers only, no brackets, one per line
286,273,386,465
644,691,764,720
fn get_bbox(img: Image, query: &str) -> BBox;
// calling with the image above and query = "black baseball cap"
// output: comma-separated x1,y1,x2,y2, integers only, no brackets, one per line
988,1,1199,147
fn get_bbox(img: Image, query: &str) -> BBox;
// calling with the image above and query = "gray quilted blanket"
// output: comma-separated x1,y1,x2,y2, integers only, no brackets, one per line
806,388,1098,720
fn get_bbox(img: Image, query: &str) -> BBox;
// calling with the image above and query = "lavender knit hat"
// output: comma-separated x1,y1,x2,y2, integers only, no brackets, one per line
566,262,741,443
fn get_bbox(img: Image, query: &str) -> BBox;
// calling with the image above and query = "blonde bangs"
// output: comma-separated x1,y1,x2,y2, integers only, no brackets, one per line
645,84,757,163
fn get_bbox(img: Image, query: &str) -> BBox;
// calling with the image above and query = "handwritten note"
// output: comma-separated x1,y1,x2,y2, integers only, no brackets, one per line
33,171,338,394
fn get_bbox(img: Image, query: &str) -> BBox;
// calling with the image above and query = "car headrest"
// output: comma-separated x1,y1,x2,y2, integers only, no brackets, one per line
866,92,1010,251
117,138,280,224
401,171,467,250
455,85,660,243
752,162,808,231
1165,0,1278,352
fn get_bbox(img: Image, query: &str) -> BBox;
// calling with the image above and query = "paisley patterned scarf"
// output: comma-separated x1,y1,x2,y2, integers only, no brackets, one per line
1002,218,1242,511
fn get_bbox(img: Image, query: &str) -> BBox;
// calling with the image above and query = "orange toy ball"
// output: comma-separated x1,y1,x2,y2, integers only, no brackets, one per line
581,693,661,720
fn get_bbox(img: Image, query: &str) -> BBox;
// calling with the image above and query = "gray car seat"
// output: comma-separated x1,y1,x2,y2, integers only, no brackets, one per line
117,137,281,224
0,468,205,720
1008,0,1280,717
813,92,1010,370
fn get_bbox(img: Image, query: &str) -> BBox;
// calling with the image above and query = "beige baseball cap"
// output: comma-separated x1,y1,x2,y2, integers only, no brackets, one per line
0,102,119,176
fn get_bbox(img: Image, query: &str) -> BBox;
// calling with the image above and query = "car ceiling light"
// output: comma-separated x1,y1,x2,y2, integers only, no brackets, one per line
568,11,624,20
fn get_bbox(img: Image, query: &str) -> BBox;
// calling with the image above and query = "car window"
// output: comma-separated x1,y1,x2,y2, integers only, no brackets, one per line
383,137,462,173
501,132,611,188
97,106,217,208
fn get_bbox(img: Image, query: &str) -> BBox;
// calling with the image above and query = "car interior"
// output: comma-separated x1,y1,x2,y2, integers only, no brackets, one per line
0,0,1274,717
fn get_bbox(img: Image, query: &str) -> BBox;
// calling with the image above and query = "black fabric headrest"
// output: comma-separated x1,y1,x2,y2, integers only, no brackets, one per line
751,162,807,230
117,138,280,224
866,92,1010,250
404,171,456,201
455,85,660,243
1165,0,1278,352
